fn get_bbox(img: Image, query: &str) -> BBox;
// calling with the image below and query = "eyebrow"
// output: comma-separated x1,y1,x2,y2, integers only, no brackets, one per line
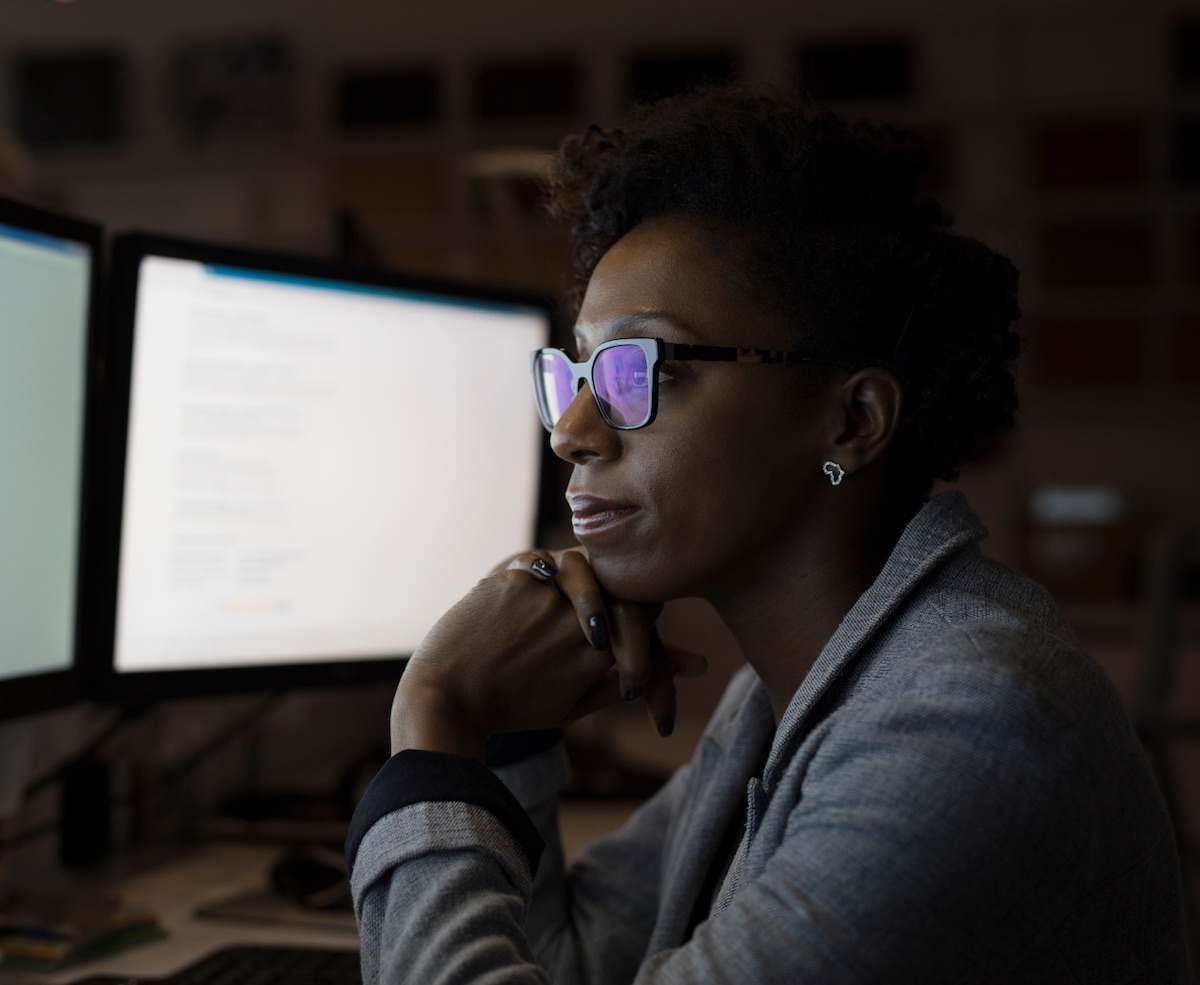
572,310,703,346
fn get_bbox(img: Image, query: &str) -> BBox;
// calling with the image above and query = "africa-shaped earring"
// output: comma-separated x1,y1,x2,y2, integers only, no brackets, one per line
823,461,845,486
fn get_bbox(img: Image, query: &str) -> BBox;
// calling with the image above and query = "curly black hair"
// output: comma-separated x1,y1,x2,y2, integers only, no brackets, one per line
545,84,1021,499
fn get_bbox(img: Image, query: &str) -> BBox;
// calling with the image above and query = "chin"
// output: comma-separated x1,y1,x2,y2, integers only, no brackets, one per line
587,551,692,606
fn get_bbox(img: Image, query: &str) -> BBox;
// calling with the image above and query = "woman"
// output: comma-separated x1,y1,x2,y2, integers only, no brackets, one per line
346,86,1191,982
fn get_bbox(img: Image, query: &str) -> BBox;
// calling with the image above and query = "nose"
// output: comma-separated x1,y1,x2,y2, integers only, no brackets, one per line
549,382,621,464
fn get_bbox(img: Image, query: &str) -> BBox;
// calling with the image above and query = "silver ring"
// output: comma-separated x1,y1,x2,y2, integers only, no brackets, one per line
530,557,556,579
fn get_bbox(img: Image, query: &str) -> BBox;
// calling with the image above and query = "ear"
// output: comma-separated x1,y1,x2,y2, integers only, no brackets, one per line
826,368,903,478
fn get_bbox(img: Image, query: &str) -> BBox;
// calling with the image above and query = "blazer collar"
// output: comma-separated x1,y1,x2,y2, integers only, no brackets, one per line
763,490,987,784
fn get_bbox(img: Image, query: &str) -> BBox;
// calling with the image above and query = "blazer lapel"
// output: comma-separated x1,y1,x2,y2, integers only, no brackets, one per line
764,491,987,786
649,680,775,951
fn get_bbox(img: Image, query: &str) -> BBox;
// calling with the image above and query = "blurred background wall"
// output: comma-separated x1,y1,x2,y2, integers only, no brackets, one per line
2,0,1199,885
3,0,1198,539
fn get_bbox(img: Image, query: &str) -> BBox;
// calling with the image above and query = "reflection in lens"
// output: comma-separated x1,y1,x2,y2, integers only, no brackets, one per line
594,344,649,427
538,351,575,425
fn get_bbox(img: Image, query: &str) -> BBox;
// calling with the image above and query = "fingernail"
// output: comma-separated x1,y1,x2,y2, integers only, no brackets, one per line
588,614,610,651
656,715,675,738
530,557,556,579
623,687,642,703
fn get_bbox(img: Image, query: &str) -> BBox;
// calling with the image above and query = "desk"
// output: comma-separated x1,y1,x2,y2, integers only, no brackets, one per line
0,844,359,985
0,721,670,985
0,800,644,985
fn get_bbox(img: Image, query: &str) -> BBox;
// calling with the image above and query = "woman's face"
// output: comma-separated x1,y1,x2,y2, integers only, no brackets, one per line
552,215,840,604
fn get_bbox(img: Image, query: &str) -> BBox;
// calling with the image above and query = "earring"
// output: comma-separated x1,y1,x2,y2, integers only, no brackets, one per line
823,461,845,486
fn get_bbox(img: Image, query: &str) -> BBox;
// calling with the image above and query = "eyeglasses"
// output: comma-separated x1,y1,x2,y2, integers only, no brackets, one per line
530,337,850,432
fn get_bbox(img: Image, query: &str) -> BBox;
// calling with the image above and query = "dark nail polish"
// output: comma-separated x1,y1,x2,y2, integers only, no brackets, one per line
588,614,611,651
623,687,642,703
656,716,675,738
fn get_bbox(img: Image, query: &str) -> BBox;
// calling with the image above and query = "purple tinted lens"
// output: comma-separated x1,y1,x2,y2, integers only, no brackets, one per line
538,351,576,426
593,344,650,427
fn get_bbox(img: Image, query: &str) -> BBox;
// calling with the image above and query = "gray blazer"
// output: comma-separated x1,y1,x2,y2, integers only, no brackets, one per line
349,491,1192,983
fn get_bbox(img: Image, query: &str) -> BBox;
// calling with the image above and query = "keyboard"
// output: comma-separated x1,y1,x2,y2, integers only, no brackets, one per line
66,945,361,985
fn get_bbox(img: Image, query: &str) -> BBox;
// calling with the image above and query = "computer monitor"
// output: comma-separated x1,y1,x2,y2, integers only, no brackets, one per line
0,196,102,722
90,233,553,704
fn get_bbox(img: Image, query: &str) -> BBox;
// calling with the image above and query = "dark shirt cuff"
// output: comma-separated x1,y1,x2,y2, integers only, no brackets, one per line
346,748,545,880
484,728,563,768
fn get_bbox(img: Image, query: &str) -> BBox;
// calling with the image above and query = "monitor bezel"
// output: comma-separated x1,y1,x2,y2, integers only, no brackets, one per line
0,195,104,722
88,231,557,706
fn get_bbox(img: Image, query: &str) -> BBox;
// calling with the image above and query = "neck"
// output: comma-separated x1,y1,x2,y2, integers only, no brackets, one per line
708,495,909,723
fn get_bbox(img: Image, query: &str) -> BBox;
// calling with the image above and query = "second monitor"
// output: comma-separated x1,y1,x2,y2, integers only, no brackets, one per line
0,196,101,721
93,233,553,702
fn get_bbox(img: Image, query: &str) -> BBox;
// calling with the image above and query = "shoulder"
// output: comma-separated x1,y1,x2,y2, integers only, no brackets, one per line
803,549,1139,827
887,547,1119,729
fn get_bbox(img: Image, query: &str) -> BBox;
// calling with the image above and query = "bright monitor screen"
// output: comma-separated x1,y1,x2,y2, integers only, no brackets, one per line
98,234,552,699
0,198,98,719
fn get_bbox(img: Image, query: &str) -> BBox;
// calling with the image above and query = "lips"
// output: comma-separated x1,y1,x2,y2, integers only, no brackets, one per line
566,492,640,538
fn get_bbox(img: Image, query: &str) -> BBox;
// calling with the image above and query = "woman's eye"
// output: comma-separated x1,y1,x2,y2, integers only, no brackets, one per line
657,363,679,385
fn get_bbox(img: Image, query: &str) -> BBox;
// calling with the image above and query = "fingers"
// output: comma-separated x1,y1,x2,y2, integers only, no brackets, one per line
663,642,708,679
505,549,612,650
568,633,710,739
552,549,613,650
631,634,710,739
640,629,678,736
607,597,661,703
530,553,675,719
567,668,623,721
504,550,559,580
417,562,617,738
491,548,542,576
495,548,708,739
530,556,557,580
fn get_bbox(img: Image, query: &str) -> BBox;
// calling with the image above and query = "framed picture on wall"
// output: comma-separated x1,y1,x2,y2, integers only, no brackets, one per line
167,34,294,145
16,49,125,148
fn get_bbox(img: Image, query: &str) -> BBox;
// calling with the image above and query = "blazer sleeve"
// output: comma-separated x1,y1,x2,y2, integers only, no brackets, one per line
347,739,696,985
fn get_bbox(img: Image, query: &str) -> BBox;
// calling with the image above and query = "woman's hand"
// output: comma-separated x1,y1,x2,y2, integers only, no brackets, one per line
390,549,705,759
